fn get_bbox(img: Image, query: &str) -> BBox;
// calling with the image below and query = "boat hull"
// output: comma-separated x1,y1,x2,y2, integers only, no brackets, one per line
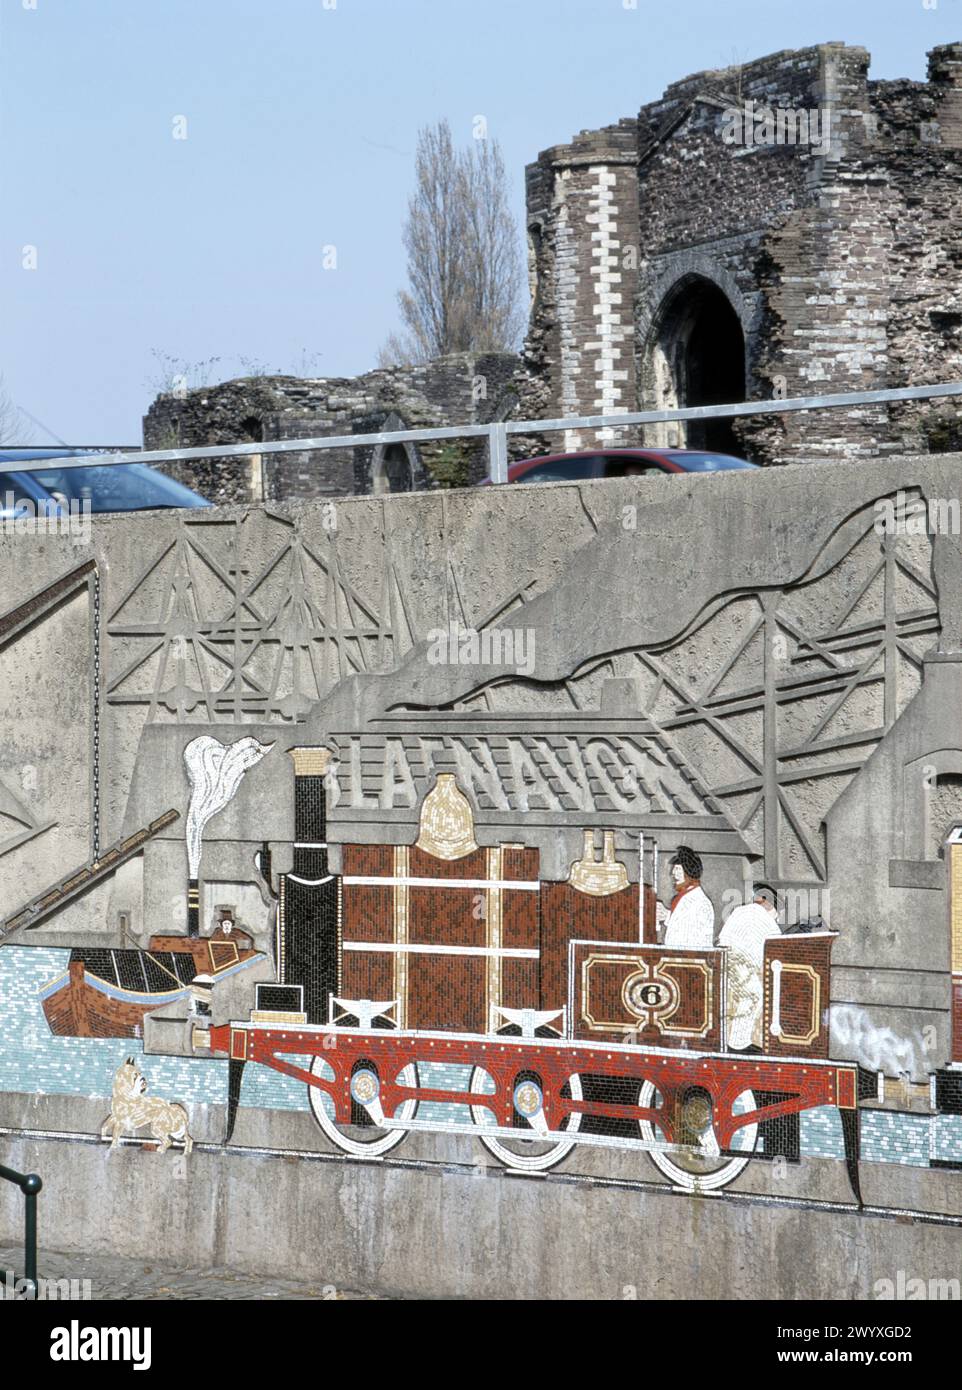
39,946,263,1039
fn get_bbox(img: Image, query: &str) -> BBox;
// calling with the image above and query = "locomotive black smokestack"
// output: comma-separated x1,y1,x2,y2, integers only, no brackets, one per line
281,747,338,1023
293,753,329,877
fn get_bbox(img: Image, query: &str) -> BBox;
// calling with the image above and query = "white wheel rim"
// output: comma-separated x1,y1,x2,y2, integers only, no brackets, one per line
470,1067,582,1172
309,1057,417,1158
639,1080,757,1192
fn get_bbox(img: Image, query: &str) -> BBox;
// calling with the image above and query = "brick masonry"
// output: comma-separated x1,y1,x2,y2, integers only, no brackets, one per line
143,354,520,504
521,41,962,464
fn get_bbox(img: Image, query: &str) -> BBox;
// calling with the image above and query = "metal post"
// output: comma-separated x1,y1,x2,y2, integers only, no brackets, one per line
488,422,509,485
251,451,265,505
22,1174,40,1300
653,843,659,944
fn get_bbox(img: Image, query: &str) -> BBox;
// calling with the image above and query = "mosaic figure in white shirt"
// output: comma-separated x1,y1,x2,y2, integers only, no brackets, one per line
655,845,715,950
718,883,782,1052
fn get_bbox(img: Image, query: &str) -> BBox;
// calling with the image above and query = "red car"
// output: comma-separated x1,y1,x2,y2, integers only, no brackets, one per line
485,447,758,485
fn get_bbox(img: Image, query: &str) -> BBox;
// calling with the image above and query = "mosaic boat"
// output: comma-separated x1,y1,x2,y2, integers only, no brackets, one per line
39,936,262,1039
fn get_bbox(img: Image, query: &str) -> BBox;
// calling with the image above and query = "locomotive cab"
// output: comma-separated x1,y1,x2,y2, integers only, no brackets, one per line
568,928,837,1060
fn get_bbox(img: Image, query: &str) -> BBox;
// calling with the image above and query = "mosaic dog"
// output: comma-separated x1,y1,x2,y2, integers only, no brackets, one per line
101,1058,193,1155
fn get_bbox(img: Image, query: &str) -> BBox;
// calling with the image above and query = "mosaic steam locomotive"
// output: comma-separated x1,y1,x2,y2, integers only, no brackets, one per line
195,748,879,1197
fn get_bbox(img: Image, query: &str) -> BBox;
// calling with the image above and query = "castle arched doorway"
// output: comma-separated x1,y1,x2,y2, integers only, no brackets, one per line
647,276,746,454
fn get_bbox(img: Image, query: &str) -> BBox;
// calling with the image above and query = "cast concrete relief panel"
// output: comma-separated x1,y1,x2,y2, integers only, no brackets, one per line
3,456,962,1243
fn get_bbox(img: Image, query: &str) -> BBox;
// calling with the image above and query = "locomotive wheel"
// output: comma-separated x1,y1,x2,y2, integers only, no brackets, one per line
468,1067,582,1172
308,1057,419,1158
638,1080,758,1193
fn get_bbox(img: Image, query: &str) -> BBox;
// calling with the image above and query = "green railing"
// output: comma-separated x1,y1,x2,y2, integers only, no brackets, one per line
0,1162,41,1300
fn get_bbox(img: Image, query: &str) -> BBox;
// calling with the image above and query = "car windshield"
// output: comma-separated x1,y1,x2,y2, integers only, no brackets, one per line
20,463,210,513
662,452,756,471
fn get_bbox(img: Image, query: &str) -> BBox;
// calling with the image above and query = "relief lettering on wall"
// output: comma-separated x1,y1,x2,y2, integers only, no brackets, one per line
330,732,718,816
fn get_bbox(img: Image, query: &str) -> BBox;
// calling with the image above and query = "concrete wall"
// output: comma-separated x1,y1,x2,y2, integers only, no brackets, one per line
4,1115,962,1301
4,454,962,1294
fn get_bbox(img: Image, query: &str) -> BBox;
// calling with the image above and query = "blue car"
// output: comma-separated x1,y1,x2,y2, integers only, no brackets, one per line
0,449,211,520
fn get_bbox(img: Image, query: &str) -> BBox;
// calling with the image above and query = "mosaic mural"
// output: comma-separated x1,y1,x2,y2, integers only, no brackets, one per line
2,479,962,1213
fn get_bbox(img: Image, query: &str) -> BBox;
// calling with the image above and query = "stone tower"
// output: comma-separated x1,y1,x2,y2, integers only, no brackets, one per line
520,42,962,466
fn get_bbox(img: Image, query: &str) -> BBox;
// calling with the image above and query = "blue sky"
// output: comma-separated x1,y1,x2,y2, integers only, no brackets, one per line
2,0,961,442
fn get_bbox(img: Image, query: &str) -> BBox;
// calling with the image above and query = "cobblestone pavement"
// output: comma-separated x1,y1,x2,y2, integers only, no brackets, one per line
0,1246,380,1300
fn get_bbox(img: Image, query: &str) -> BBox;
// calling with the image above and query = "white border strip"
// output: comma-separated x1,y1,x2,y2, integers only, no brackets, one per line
343,875,540,891
343,942,538,959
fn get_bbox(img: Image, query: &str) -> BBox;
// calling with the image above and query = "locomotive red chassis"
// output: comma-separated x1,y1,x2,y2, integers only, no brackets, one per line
206,1020,869,1202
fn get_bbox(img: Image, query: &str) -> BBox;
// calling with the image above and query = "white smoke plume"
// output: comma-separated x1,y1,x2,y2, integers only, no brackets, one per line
184,735,273,878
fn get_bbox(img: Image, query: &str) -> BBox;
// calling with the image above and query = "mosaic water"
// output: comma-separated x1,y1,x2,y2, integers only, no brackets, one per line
4,946,961,1166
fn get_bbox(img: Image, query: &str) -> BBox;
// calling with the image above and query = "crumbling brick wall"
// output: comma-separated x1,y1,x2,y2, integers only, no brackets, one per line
143,352,520,503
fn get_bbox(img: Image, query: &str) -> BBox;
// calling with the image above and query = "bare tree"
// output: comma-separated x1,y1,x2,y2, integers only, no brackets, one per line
459,137,526,352
379,120,524,365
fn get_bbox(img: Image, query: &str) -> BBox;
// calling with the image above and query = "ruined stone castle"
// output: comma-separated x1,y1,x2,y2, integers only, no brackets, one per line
144,41,962,497
520,39,962,464
143,353,518,504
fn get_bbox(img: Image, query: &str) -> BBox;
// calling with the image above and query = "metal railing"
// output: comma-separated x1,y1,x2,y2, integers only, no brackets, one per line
0,1161,41,1300
3,445,140,453
7,381,962,485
